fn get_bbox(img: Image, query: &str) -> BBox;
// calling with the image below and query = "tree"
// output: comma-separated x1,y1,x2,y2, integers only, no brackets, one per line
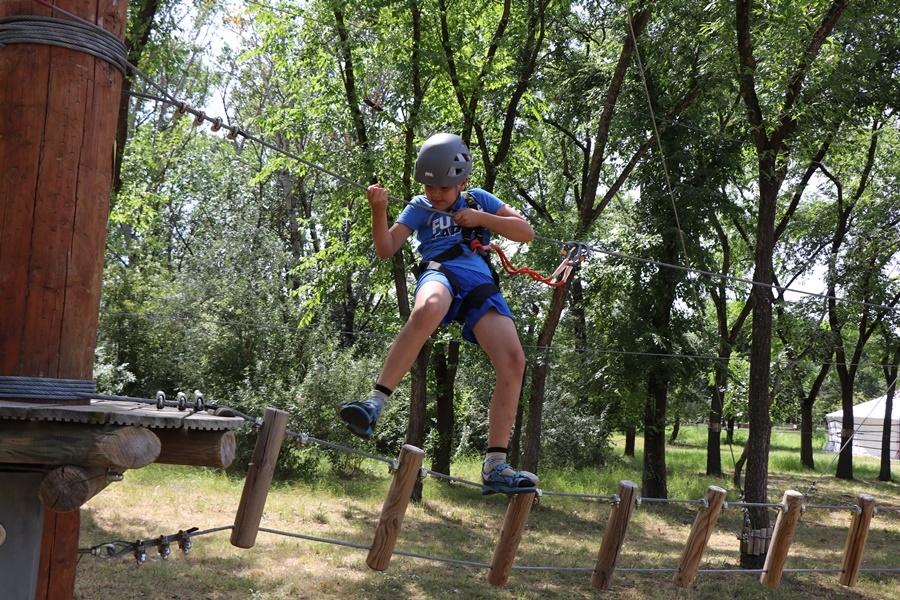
734,0,851,568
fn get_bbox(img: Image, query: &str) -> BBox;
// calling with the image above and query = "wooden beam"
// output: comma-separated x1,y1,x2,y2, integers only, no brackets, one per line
0,420,160,469
154,428,237,468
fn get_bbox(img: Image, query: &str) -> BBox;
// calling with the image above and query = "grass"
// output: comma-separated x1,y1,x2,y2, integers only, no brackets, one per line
75,426,900,599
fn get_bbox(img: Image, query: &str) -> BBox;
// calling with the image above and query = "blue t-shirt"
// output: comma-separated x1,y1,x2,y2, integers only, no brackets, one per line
396,188,505,280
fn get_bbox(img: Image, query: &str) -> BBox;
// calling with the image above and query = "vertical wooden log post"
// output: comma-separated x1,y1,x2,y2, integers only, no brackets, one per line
591,480,639,590
673,485,727,588
486,490,537,587
366,445,425,571
230,408,288,549
0,0,127,597
760,490,804,589
838,493,876,587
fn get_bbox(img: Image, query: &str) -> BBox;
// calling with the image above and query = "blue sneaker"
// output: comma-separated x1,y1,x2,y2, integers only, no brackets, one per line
340,397,384,439
481,459,539,495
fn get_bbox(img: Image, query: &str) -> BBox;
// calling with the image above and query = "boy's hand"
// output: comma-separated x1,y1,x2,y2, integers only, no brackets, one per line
366,184,389,213
453,207,483,228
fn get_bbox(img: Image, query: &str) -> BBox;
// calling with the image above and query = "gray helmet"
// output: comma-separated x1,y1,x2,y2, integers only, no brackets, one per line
413,133,472,186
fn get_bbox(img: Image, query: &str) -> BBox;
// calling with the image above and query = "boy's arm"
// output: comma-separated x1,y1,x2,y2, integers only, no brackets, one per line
368,184,412,259
453,204,535,243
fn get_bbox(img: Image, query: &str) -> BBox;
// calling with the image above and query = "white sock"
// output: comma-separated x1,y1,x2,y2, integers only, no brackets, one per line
483,452,512,477
368,390,388,410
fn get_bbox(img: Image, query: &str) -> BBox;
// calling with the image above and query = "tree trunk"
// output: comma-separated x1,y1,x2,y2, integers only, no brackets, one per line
642,372,668,498
406,343,431,502
669,413,680,443
624,427,636,457
880,351,899,482
521,281,570,473
741,167,779,568
799,396,816,470
431,340,459,477
706,382,724,476
800,361,831,469
735,0,850,568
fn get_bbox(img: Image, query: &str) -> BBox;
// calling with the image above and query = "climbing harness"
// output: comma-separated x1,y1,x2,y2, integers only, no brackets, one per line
417,191,588,296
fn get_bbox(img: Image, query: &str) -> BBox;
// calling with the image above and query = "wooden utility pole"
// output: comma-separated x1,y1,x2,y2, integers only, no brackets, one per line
0,0,128,597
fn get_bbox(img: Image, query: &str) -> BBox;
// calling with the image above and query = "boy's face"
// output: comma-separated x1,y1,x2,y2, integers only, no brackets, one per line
424,180,466,211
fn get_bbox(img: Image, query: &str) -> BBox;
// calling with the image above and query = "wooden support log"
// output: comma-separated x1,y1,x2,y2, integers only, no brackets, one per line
591,480,639,591
38,466,122,513
0,420,160,469
760,490,804,589
230,407,288,549
838,493,876,587
154,428,237,468
366,445,425,571
487,490,537,587
673,485,727,588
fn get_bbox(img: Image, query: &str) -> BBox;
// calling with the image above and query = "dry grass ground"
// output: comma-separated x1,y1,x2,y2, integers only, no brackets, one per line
75,427,900,599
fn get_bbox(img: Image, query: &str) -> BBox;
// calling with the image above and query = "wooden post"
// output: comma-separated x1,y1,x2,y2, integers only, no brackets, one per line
230,408,288,549
838,493,876,587
760,490,804,589
673,485,727,588
591,480,639,590
366,445,425,571
487,491,537,587
0,0,127,596
38,466,122,513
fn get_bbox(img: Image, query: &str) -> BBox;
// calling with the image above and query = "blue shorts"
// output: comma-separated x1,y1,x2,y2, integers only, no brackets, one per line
416,269,513,344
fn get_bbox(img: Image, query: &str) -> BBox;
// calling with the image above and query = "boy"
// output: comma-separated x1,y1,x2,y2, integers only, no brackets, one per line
340,133,538,494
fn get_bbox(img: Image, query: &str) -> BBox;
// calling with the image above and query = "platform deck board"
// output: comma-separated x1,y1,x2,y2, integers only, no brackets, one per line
0,400,247,431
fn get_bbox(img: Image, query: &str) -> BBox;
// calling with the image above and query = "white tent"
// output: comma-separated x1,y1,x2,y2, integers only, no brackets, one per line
824,394,900,459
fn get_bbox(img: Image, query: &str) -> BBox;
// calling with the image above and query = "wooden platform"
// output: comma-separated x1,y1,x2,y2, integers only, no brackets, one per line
0,399,247,431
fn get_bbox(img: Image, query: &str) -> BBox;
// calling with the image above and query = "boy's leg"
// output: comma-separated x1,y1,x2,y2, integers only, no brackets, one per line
341,280,452,439
472,309,538,493
377,280,453,389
